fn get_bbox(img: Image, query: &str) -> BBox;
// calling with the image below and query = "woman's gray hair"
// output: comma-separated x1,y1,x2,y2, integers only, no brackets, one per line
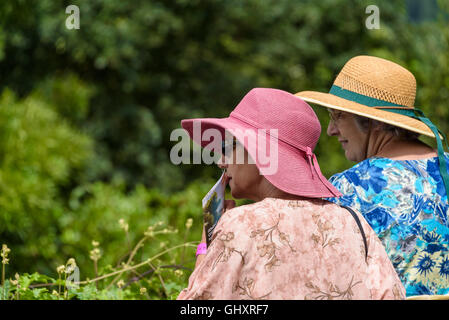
353,114,420,141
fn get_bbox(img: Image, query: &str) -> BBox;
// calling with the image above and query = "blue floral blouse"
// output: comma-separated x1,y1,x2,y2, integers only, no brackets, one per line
326,154,449,296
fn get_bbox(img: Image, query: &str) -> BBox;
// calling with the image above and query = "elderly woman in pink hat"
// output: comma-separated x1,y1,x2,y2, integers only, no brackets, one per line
177,88,405,300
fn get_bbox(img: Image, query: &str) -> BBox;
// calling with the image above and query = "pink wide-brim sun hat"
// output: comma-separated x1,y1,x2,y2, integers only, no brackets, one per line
181,88,341,198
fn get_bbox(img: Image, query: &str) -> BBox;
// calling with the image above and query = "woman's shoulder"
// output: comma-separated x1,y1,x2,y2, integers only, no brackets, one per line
223,197,328,212
218,198,282,223
332,153,449,182
330,157,412,186
219,198,346,226
219,198,370,238
328,154,448,208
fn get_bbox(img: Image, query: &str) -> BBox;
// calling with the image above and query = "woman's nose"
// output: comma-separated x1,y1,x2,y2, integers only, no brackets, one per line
327,120,339,136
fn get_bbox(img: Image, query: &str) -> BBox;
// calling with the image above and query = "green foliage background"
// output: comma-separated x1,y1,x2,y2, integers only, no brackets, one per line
0,0,448,299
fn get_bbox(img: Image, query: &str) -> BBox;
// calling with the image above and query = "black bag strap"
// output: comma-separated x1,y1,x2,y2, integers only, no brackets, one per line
342,205,368,260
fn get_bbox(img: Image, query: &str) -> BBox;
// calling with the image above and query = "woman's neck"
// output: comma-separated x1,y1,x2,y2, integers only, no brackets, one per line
369,136,437,160
253,178,308,202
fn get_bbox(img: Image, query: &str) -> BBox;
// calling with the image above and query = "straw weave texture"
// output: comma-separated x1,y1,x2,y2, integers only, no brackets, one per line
334,56,416,107
295,55,439,138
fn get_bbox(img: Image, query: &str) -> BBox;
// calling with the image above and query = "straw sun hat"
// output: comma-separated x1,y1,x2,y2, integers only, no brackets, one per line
295,55,440,138
295,55,449,199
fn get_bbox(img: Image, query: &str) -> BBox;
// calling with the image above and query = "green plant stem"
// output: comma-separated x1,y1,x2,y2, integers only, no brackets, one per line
124,263,192,288
27,264,190,290
115,251,131,269
23,242,197,296
63,273,67,300
2,263,5,299
94,260,98,290
105,235,150,290
180,228,191,265
1,263,4,286
125,230,132,252
58,274,61,295
126,236,148,266
149,261,168,298
77,242,197,286
106,230,169,289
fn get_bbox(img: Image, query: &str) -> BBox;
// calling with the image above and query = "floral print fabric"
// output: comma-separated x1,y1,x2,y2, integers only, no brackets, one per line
326,155,449,296
177,198,405,300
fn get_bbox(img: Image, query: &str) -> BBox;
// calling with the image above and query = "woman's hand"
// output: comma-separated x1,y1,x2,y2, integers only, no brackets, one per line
224,199,236,211
195,199,236,269
200,225,207,243
199,199,235,244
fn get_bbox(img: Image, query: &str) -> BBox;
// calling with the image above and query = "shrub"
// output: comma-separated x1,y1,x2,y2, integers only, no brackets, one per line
0,89,93,275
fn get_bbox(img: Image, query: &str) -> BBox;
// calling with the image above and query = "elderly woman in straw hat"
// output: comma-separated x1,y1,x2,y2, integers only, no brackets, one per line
177,88,405,300
295,55,449,297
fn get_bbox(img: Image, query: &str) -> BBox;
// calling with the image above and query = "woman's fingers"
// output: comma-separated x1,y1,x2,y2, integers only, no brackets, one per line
224,199,236,211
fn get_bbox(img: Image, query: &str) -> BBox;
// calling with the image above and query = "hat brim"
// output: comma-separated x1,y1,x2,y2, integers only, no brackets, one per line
181,116,341,198
295,91,438,139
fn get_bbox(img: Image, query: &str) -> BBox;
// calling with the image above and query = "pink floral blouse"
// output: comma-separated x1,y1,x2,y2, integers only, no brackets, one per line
178,198,405,300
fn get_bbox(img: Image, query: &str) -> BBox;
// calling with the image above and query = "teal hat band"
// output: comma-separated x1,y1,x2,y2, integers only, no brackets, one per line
329,84,449,202
329,85,404,107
